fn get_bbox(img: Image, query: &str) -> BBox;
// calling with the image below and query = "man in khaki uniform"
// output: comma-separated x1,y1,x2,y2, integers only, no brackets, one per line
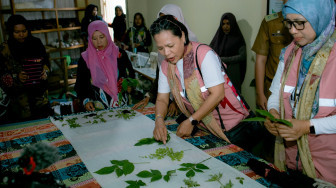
251,2,292,162
252,10,292,110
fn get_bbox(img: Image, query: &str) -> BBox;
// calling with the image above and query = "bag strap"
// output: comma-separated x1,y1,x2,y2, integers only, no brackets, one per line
195,44,226,130
195,44,251,130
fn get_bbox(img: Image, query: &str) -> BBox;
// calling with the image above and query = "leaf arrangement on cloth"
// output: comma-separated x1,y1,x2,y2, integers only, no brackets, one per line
206,173,244,188
242,109,293,127
178,158,210,178
63,117,81,128
183,178,200,187
115,109,137,120
54,108,138,128
134,134,171,146
124,180,146,188
94,160,149,177
141,147,184,161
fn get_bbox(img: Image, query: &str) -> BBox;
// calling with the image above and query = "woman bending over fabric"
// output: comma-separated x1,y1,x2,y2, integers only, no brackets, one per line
210,13,246,92
150,15,266,152
132,4,198,116
0,15,51,123
122,12,152,53
265,0,336,184
75,21,138,112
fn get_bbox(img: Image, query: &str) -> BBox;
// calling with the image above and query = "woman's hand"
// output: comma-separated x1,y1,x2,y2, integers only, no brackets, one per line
264,108,280,136
277,119,310,141
132,96,150,111
85,102,95,111
134,43,140,48
18,71,28,83
153,118,168,144
41,69,48,80
176,119,194,138
167,101,179,117
256,92,268,110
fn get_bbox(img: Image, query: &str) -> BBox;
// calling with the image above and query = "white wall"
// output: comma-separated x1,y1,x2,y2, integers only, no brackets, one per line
127,0,268,110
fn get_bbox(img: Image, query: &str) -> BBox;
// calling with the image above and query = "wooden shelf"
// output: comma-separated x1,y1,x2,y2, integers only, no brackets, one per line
60,78,76,85
46,44,84,53
14,7,85,12
1,0,88,95
31,26,81,34
68,65,78,69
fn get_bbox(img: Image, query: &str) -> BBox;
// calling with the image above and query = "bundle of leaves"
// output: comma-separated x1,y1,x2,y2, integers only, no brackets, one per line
242,109,293,127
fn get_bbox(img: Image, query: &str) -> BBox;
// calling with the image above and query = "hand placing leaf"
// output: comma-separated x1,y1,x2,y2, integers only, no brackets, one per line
134,134,171,146
242,109,293,127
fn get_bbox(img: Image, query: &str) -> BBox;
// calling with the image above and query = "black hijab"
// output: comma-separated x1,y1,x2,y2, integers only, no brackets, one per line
111,6,126,41
210,13,245,57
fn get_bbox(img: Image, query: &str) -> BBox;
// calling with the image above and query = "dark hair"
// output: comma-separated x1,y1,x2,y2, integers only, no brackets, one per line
133,12,145,27
6,14,31,38
85,4,98,18
150,15,189,45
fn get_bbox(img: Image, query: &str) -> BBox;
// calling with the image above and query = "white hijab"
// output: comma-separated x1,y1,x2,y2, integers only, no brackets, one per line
157,4,198,64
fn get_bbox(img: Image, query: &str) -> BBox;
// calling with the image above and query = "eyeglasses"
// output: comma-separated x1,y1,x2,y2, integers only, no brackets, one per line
282,19,308,30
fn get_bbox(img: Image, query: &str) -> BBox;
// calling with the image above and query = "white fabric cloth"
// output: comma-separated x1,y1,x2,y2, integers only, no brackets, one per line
268,60,336,135
50,109,263,188
158,51,224,94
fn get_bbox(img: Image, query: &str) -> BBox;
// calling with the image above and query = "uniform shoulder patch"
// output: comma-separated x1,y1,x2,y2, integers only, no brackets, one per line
265,13,279,22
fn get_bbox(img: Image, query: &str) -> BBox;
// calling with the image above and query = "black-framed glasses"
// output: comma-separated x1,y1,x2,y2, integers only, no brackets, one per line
282,19,308,30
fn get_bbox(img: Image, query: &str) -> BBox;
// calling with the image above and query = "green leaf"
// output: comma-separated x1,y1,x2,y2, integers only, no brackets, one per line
138,180,146,186
123,161,135,175
125,180,146,188
110,160,123,165
134,138,156,146
180,163,194,167
157,134,171,145
275,118,293,127
186,169,195,177
163,174,170,182
94,166,116,175
167,170,176,175
178,167,189,171
193,169,203,173
241,117,266,122
137,170,152,178
223,180,233,188
196,163,209,170
163,170,176,182
116,168,124,177
256,109,275,119
150,169,161,176
151,174,162,182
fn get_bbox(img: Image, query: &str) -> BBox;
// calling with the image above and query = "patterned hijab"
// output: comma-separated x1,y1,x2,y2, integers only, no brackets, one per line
282,0,335,69
81,20,119,100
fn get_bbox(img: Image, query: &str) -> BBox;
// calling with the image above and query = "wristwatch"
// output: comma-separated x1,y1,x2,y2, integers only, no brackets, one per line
189,116,199,126
310,125,316,134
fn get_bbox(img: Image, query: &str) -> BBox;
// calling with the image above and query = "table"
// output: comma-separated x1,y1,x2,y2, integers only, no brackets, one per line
134,67,156,82
0,104,274,187
125,50,150,68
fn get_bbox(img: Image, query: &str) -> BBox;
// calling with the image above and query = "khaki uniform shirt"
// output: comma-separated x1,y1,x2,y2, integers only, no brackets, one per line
252,12,292,81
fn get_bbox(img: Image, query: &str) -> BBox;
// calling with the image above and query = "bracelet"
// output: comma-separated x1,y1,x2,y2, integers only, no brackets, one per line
155,114,164,120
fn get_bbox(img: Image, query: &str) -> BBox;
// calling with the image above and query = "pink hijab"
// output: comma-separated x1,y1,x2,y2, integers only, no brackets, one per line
81,20,119,100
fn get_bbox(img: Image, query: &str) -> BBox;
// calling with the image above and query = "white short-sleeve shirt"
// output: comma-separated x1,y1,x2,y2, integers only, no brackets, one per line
158,50,225,94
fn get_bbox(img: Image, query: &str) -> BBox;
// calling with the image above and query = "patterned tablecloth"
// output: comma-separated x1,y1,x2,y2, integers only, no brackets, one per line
0,104,274,187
